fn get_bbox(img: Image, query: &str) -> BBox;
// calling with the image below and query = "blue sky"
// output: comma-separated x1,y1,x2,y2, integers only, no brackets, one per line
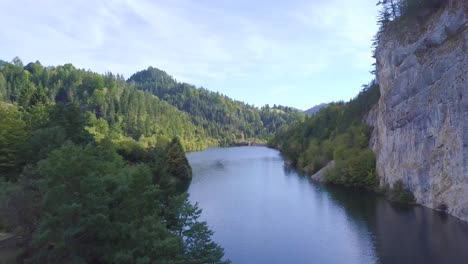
0,0,379,110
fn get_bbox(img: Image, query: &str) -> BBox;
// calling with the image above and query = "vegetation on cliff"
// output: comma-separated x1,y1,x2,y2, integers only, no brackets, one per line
269,82,380,189
375,0,445,43
271,0,448,194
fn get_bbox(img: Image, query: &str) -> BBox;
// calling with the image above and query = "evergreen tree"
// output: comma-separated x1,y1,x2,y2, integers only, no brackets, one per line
0,104,29,180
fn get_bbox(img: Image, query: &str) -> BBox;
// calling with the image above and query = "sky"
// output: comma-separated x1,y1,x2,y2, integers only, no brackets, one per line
0,0,379,110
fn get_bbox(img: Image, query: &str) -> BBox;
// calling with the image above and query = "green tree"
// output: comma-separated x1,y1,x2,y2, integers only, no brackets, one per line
0,104,29,180
0,58,230,263
175,195,230,264
167,137,192,182
0,73,7,100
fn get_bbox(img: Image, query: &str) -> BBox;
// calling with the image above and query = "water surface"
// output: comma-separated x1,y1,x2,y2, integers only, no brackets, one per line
187,147,468,264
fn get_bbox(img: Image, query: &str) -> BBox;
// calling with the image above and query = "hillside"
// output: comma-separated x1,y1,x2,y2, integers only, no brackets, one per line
128,67,304,145
0,59,229,263
0,60,303,151
0,59,212,151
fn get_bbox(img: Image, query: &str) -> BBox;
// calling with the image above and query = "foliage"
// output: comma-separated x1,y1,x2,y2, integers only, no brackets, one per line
0,104,29,180
386,180,415,204
0,178,20,230
0,60,209,151
325,149,377,189
375,0,444,42
167,194,230,264
0,59,303,151
166,137,192,182
0,58,229,263
129,67,304,145
270,81,381,189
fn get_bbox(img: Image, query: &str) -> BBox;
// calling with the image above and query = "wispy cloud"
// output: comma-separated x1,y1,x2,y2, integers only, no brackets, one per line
0,0,379,109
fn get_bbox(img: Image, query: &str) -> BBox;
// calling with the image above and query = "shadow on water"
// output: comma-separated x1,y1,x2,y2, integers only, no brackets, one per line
320,183,468,264
188,147,468,264
282,163,298,176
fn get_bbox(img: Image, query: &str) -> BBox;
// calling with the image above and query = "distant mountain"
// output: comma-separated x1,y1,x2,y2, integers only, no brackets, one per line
304,103,328,116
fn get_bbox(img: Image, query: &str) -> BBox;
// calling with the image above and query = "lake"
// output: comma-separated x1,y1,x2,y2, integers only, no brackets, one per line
187,146,468,264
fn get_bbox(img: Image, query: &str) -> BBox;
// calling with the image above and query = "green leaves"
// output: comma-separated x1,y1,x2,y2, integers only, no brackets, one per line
167,194,230,264
166,137,192,182
271,82,380,190
17,141,228,263
0,104,29,180
328,149,377,189
376,0,444,42
129,67,303,147
0,59,229,263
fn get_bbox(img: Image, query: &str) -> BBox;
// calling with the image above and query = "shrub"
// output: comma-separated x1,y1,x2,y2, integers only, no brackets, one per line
324,149,377,189
387,180,415,203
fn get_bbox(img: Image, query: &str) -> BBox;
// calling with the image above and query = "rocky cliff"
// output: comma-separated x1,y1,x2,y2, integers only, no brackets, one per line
367,0,468,221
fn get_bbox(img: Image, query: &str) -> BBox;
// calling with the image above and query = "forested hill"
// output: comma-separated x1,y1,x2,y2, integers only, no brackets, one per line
0,58,213,151
0,58,230,263
128,67,304,145
0,59,302,151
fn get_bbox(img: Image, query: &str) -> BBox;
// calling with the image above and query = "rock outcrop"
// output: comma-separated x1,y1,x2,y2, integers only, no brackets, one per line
310,160,335,182
367,0,468,221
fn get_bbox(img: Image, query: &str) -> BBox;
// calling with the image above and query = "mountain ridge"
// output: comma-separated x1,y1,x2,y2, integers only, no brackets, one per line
128,67,304,146
0,59,303,149
304,103,328,116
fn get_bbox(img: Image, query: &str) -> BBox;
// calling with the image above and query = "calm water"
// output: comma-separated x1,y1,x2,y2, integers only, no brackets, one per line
187,147,468,264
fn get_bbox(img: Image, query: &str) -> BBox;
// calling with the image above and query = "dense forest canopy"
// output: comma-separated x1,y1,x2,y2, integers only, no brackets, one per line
0,56,306,262
0,58,211,151
128,67,304,145
0,58,251,263
0,59,303,151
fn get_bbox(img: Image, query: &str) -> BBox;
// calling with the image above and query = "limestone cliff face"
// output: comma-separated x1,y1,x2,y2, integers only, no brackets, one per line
367,1,468,221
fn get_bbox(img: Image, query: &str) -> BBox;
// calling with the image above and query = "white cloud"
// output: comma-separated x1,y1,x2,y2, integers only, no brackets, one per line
0,0,379,108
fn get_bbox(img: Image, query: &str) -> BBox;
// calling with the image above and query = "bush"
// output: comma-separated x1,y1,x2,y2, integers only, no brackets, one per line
387,180,415,203
324,149,377,189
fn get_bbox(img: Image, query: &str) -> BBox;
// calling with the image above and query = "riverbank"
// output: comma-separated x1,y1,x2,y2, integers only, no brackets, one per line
187,146,468,263
270,144,420,208
232,141,267,147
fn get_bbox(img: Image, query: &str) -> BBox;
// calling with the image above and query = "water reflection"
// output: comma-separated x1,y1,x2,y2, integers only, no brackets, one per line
322,184,468,264
187,147,468,264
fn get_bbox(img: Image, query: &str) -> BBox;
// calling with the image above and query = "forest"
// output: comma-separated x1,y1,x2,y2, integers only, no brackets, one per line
0,58,293,263
128,67,303,146
0,59,302,153
269,82,381,189
0,0,455,262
